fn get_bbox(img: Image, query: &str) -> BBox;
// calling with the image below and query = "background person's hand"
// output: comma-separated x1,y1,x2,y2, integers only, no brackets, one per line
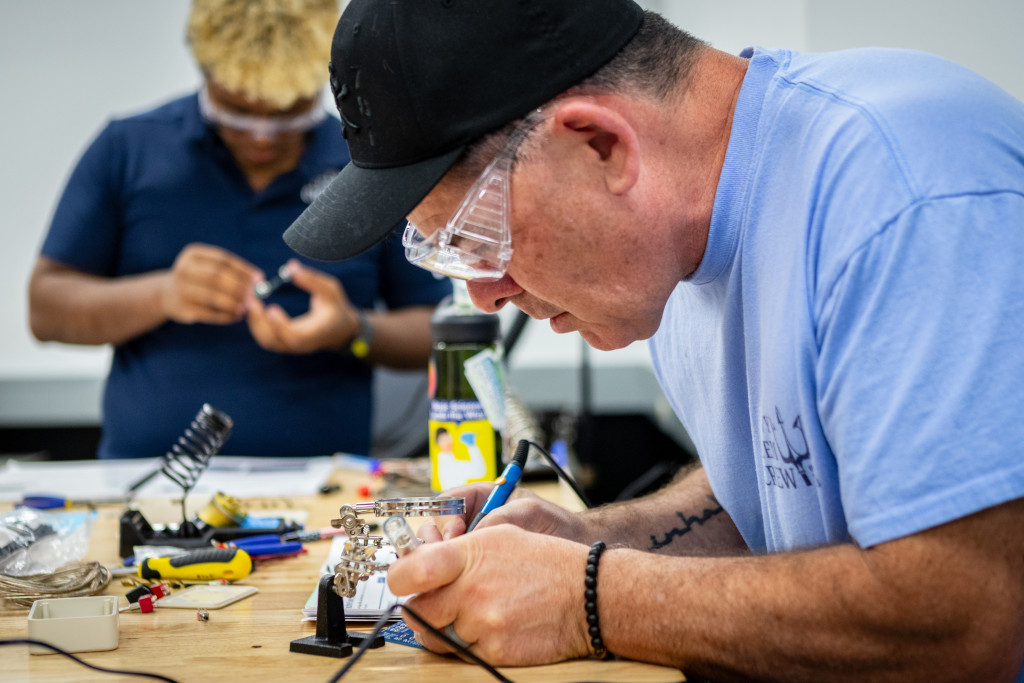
162,243,262,324
246,258,362,354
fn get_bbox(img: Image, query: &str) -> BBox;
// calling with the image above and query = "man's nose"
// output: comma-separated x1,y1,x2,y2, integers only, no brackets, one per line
466,274,519,313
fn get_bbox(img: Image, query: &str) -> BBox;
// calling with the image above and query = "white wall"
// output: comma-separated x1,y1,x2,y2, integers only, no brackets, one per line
1,1,1022,423
804,0,1023,100
1,1,194,379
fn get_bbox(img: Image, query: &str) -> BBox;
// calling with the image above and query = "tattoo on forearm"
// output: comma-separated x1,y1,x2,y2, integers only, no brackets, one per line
648,495,724,551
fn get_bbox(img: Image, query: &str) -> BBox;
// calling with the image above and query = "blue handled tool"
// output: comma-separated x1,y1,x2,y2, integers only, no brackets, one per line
224,534,304,558
466,440,530,532
227,534,282,546
20,494,130,510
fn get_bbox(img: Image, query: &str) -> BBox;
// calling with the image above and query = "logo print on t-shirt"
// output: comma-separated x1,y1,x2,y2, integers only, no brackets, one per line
761,407,820,489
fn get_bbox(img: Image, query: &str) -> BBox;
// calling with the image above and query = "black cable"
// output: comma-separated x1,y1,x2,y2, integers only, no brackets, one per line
501,309,531,360
526,440,595,509
326,605,400,683
0,639,179,682
401,603,515,683
326,602,515,683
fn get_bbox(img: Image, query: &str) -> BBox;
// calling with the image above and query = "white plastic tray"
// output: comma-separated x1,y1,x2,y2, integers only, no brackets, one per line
27,595,119,655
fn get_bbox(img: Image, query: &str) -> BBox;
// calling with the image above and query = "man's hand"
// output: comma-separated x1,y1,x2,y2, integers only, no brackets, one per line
419,484,587,542
387,525,593,665
246,258,362,354
162,243,261,325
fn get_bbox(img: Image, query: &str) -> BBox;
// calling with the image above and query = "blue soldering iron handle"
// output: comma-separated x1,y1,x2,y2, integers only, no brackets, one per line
467,440,530,532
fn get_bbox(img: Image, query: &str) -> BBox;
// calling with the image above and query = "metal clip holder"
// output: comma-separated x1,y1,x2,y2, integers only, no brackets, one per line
328,497,464,597
289,496,465,658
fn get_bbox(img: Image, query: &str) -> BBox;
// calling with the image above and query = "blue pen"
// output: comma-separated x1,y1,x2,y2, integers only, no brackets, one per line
466,440,530,532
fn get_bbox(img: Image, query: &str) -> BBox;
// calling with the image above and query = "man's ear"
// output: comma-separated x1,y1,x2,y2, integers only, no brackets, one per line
551,99,640,196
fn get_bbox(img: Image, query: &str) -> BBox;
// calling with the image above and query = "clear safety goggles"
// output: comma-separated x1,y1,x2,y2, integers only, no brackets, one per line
402,110,545,281
198,85,327,139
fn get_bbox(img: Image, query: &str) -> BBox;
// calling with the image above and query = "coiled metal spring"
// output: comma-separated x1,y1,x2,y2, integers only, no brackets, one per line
160,403,233,496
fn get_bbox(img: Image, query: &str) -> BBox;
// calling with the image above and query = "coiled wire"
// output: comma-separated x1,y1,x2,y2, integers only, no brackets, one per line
0,561,111,609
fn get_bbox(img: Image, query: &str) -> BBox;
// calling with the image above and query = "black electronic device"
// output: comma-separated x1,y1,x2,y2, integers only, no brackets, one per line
117,508,301,559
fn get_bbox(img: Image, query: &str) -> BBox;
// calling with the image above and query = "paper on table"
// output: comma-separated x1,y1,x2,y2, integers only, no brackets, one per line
302,534,406,622
0,455,339,502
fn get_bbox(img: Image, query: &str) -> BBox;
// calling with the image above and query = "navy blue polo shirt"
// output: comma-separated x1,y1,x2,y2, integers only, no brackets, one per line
42,93,451,458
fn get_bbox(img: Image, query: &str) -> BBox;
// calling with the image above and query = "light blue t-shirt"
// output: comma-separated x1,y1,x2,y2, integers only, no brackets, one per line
650,46,1024,560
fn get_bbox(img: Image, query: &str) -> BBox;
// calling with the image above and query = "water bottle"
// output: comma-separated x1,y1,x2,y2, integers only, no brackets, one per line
428,281,504,492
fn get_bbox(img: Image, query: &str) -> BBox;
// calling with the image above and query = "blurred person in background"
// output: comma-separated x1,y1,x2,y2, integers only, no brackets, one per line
28,0,450,459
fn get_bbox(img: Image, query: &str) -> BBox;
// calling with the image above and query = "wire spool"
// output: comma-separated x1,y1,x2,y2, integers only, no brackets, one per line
195,492,245,528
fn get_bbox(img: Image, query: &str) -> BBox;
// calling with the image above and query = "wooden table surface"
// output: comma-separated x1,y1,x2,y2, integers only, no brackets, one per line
0,466,684,683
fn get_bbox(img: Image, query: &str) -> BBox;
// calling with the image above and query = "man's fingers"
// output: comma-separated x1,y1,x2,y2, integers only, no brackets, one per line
418,520,443,543
248,304,302,350
401,595,469,656
182,243,262,289
285,259,340,299
386,539,467,597
431,482,496,539
166,244,262,323
434,515,468,541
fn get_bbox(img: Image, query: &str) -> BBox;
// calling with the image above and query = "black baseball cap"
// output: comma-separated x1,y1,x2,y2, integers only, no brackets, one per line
283,0,644,261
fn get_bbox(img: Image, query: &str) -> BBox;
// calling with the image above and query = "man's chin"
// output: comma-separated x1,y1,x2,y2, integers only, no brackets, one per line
578,328,637,352
547,312,639,350
548,312,574,335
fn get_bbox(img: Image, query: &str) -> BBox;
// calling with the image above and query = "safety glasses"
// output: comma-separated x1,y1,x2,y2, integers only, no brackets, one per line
402,109,545,281
198,85,327,139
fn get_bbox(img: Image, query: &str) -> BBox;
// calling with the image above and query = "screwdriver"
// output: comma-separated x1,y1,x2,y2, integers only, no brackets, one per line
113,547,253,582
20,494,131,510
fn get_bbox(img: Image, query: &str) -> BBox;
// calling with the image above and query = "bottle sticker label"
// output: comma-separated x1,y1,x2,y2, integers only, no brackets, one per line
462,348,507,431
429,402,498,492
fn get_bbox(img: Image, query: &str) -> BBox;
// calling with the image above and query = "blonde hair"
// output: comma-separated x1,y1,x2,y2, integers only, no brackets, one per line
187,0,340,109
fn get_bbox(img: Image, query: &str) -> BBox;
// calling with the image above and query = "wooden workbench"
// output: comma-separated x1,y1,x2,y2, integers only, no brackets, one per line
0,466,683,683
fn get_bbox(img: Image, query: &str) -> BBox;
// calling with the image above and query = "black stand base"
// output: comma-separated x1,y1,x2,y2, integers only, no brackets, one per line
118,508,300,559
290,575,385,658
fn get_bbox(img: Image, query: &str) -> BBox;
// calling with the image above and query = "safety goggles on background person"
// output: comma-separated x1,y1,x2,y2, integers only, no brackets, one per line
198,85,327,139
402,109,546,281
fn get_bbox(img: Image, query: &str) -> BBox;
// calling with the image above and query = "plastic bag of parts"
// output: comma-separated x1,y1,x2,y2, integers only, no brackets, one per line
0,507,95,576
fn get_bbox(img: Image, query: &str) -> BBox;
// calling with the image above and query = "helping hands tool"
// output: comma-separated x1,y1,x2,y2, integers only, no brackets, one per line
112,547,253,582
290,495,463,659
382,515,422,556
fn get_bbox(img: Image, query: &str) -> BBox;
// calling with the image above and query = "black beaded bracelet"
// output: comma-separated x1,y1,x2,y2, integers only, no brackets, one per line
584,541,611,659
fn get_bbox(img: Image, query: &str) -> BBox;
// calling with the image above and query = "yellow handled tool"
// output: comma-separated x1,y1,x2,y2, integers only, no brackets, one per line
136,547,253,582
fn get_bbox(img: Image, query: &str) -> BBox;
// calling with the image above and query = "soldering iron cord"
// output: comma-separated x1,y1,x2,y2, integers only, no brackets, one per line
327,602,514,683
526,440,594,509
0,639,180,682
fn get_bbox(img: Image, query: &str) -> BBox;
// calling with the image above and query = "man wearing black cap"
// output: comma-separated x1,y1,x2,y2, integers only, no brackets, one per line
286,0,1024,679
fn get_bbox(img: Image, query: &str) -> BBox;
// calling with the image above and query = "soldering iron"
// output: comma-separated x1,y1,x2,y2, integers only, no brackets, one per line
467,439,530,532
